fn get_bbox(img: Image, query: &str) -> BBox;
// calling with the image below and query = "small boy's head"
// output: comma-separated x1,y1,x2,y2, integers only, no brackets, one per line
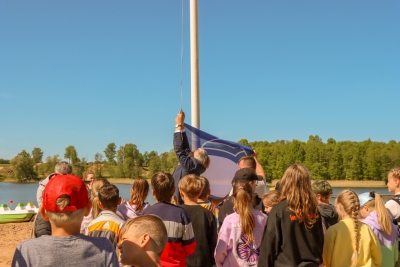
262,190,281,214
312,180,333,204
198,176,210,200
178,174,203,199
151,171,175,203
41,174,89,226
119,215,168,265
98,184,120,210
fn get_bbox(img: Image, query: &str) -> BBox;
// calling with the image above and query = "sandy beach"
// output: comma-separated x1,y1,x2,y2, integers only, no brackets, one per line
0,222,33,267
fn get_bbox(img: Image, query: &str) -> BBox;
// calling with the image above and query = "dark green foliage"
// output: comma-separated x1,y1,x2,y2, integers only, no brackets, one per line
0,158,10,164
243,138,400,181
10,150,37,181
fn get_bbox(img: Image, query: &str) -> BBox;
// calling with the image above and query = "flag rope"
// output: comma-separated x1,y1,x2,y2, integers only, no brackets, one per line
179,0,184,111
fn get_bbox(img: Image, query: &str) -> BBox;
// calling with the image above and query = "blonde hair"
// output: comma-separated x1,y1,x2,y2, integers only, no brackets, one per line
170,195,179,206
389,167,400,179
198,176,210,200
194,148,210,168
363,192,392,235
263,190,281,208
279,164,319,231
130,178,149,213
120,215,167,256
178,174,203,198
47,195,85,223
233,182,255,245
91,178,110,218
336,190,360,267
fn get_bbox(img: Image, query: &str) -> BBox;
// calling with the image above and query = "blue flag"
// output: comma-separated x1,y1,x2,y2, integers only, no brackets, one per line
184,123,254,196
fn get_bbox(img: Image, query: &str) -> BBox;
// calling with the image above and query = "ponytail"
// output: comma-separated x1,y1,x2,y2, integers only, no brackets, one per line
130,178,149,213
90,178,110,219
364,192,392,235
233,182,255,244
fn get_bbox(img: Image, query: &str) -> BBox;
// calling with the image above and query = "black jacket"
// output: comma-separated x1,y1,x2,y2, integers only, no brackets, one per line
318,203,338,230
172,131,206,204
258,199,324,267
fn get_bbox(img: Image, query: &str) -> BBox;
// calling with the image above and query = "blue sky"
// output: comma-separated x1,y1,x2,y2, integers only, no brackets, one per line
1,0,399,161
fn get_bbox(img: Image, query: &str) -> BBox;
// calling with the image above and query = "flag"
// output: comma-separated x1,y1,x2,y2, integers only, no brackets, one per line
184,123,254,197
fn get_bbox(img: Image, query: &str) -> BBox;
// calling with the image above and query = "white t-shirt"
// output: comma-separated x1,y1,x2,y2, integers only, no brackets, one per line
385,192,400,219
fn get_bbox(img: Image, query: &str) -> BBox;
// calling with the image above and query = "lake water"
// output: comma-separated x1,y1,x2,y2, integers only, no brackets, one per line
0,182,391,209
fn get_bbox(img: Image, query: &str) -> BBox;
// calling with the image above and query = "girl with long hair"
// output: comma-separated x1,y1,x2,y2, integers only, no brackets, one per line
258,164,324,267
215,182,267,267
117,178,150,220
323,190,382,267
360,191,397,266
80,178,110,234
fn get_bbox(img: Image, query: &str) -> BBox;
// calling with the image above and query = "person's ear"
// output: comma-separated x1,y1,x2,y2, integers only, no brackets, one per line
118,197,122,205
39,206,50,221
84,202,92,216
140,233,151,247
207,189,211,197
179,191,185,200
98,201,104,210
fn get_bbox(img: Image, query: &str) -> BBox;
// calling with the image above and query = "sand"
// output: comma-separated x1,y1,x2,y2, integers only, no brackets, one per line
0,222,33,267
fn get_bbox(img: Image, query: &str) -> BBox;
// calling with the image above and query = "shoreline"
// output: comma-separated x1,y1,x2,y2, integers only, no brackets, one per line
1,178,387,188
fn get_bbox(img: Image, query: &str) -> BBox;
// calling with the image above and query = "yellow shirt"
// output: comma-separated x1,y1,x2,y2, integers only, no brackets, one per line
323,218,382,267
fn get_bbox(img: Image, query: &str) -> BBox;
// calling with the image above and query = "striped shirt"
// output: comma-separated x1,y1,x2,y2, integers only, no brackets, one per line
142,202,196,267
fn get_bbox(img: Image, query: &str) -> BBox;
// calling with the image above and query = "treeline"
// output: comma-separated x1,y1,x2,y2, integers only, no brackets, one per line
5,136,400,182
239,136,400,182
6,143,178,181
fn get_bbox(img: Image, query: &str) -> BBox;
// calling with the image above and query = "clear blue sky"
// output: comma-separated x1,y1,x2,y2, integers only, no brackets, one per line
1,0,399,161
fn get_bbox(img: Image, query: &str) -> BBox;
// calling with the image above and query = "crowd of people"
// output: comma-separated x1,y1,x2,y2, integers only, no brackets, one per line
10,111,400,267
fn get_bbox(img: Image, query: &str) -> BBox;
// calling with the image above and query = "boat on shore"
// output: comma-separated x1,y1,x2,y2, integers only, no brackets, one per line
0,202,38,224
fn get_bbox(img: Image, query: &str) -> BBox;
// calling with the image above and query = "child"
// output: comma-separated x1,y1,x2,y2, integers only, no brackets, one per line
262,190,281,215
258,164,324,267
215,182,267,267
117,178,150,220
118,215,168,267
12,174,119,266
142,171,196,267
80,178,110,234
197,176,216,215
179,174,217,267
359,191,398,267
323,190,382,267
385,167,400,267
87,184,125,250
312,180,338,229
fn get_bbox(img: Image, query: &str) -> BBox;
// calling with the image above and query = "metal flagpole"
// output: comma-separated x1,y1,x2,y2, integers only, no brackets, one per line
190,0,200,149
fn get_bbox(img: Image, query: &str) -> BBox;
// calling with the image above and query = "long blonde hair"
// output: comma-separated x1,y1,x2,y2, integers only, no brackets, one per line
233,182,255,244
279,164,319,230
336,190,360,267
363,192,392,235
129,178,149,213
91,178,110,219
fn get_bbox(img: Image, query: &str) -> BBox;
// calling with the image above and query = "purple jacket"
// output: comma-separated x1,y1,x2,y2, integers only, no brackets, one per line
117,202,150,220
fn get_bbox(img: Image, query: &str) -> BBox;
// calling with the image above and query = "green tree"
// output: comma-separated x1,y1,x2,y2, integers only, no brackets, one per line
116,146,125,178
94,153,104,177
148,156,161,176
45,154,61,173
64,146,79,164
31,147,44,163
10,150,37,181
104,143,117,165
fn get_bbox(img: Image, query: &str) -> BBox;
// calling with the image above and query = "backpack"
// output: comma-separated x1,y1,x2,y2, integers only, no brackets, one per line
389,195,400,250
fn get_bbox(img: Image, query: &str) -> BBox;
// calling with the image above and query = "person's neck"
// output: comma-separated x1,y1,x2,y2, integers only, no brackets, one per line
318,200,330,205
183,197,199,206
197,197,208,203
50,222,80,237
135,252,162,267
102,207,117,213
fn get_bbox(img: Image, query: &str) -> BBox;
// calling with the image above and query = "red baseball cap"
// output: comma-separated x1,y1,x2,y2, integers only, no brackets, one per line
42,174,88,212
